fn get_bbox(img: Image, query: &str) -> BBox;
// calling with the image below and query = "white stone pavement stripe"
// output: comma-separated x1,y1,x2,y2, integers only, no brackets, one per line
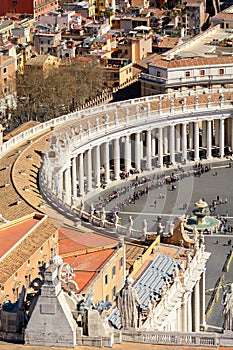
121,211,233,218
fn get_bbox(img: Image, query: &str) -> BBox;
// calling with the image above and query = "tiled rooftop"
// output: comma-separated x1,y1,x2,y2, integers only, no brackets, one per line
63,248,116,292
59,227,119,256
0,215,56,285
125,243,146,271
0,216,40,258
150,56,233,68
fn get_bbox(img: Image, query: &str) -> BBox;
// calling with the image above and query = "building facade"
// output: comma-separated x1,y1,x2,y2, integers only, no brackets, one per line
140,56,233,95
0,213,58,304
0,0,59,20
0,55,16,118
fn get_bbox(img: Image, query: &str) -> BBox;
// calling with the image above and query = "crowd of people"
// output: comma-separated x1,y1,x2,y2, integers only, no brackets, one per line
91,162,232,234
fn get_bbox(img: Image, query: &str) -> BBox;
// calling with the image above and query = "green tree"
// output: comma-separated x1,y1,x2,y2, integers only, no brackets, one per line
9,58,104,130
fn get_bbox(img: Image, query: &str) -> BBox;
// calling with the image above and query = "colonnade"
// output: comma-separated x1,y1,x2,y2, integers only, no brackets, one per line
58,117,233,204
179,270,206,332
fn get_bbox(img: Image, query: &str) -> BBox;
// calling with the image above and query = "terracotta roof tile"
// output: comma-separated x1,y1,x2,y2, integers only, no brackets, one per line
0,216,57,285
150,56,233,68
63,248,116,292
0,217,40,258
59,227,118,256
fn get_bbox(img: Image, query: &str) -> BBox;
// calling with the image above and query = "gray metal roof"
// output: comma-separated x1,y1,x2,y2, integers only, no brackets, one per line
109,253,180,329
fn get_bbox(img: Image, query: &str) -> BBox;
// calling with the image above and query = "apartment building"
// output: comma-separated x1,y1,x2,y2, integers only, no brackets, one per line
117,33,152,62
0,0,59,21
0,55,16,116
211,5,233,29
140,25,233,95
0,213,58,303
33,29,61,54
101,57,133,88
58,227,125,303
141,56,233,95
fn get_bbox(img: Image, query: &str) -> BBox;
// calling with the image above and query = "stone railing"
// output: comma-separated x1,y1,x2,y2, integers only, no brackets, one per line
71,206,146,240
2,87,233,159
122,329,218,347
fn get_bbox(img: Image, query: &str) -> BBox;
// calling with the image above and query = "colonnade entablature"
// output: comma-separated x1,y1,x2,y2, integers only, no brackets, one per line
39,87,233,216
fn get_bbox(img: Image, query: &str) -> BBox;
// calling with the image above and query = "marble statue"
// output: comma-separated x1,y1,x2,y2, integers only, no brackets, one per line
80,199,85,217
90,203,94,217
146,295,157,328
169,221,174,235
143,219,148,238
127,216,133,236
116,277,141,329
222,283,233,331
114,212,119,228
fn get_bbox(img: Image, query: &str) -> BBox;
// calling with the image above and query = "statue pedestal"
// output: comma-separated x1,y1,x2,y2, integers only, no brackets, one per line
224,330,233,336
220,330,233,347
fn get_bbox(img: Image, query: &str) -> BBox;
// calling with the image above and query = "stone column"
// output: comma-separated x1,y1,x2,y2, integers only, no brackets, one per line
200,270,206,329
124,134,131,173
56,170,63,200
163,126,168,154
231,119,233,151
170,124,175,165
146,129,152,170
176,124,181,152
151,129,156,157
78,152,84,196
141,133,144,161
194,281,200,332
71,156,77,198
104,141,110,184
114,138,120,180
64,165,72,205
158,127,163,168
219,118,225,158
177,305,182,332
189,122,194,150
206,120,212,159
202,121,207,148
182,295,188,332
194,121,199,161
182,123,187,162
187,293,192,332
87,148,92,192
215,119,219,146
94,145,101,187
135,132,141,170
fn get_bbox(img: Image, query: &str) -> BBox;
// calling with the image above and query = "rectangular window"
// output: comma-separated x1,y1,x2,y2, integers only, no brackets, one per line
112,265,116,278
112,285,116,299
105,274,108,285
157,71,160,77
3,67,7,73
185,71,190,77
200,69,205,76
219,69,224,75
120,257,123,269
